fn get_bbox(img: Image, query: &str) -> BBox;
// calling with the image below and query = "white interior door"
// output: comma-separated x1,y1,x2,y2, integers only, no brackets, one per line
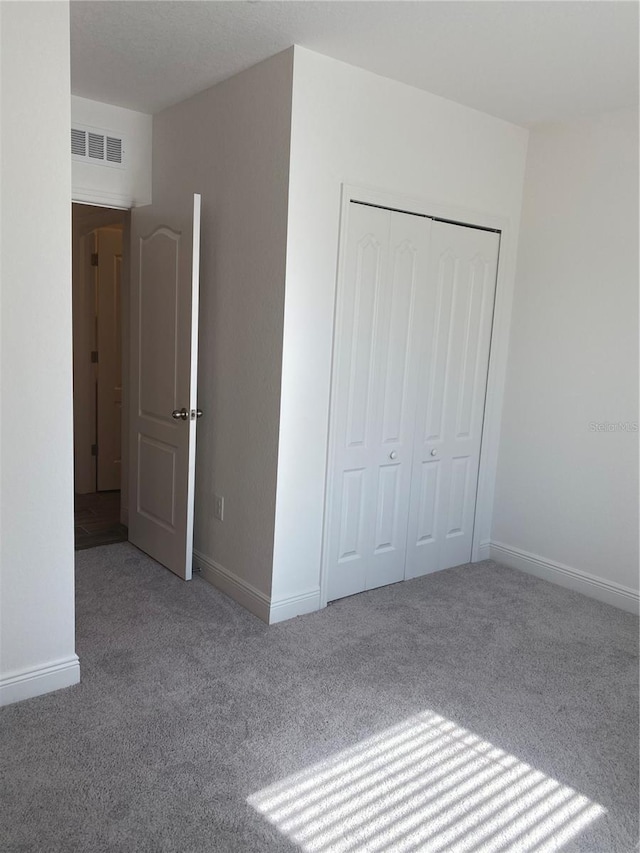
405,221,499,578
326,202,432,602
96,226,123,491
129,193,201,580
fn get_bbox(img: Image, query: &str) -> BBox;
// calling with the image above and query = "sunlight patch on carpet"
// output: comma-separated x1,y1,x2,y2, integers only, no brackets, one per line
248,710,605,852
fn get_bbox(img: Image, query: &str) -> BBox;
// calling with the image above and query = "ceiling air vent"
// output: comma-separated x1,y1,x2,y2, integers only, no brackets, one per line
71,124,125,169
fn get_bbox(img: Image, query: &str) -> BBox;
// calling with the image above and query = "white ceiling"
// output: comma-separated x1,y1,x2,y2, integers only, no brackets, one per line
70,1,639,126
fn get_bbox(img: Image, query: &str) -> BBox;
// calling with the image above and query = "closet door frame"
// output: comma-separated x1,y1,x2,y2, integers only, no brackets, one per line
320,184,515,609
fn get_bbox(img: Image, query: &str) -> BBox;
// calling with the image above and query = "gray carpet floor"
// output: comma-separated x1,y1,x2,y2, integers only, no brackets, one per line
0,543,637,852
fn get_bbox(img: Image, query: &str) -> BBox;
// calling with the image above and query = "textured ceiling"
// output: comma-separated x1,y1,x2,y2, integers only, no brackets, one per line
70,1,639,126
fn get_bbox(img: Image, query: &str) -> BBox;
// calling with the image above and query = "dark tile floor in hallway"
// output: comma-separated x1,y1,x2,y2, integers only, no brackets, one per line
74,490,127,550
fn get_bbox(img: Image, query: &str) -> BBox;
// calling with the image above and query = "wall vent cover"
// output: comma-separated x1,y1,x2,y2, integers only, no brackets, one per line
71,124,125,169
106,136,122,164
71,128,86,157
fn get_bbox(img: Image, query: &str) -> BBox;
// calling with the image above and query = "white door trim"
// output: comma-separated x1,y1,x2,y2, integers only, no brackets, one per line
72,188,131,210
319,183,516,608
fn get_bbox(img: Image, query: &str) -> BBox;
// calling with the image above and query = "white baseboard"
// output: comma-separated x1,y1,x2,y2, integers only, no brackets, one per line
192,550,323,625
476,541,491,561
490,541,639,615
0,655,80,707
193,549,270,624
269,589,322,624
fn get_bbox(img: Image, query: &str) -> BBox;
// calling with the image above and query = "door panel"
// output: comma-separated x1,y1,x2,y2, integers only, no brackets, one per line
405,221,499,578
337,468,366,562
446,455,471,535
327,203,432,601
345,234,381,449
374,463,401,553
381,240,419,443
138,435,176,528
416,459,440,544
139,230,180,420
129,194,201,580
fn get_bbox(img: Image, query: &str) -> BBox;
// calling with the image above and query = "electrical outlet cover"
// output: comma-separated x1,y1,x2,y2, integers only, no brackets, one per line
214,494,224,522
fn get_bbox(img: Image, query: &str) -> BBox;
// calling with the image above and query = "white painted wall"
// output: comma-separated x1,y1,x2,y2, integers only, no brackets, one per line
152,50,293,613
492,108,639,612
71,95,152,209
0,2,79,704
270,47,529,619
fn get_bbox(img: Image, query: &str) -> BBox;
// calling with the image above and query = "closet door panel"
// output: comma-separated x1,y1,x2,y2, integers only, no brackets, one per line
405,222,499,578
327,204,431,601
364,212,431,591
327,204,390,601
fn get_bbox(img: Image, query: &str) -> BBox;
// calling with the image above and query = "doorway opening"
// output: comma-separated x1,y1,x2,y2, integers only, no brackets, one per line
72,203,130,550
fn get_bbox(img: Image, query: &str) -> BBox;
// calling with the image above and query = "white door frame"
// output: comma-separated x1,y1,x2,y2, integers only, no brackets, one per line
319,183,516,608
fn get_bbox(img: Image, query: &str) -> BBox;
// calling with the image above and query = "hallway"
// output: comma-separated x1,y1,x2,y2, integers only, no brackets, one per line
74,491,127,550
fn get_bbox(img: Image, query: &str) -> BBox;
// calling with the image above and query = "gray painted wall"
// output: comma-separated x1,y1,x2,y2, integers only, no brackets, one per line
152,49,294,600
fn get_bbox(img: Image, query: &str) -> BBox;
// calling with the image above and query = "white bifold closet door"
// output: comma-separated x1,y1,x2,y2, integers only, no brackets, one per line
326,204,432,602
326,201,499,602
404,220,500,578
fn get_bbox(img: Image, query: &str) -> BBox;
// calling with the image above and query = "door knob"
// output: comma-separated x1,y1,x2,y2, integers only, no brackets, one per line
389,451,398,460
195,409,203,419
172,408,189,421
430,449,438,456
